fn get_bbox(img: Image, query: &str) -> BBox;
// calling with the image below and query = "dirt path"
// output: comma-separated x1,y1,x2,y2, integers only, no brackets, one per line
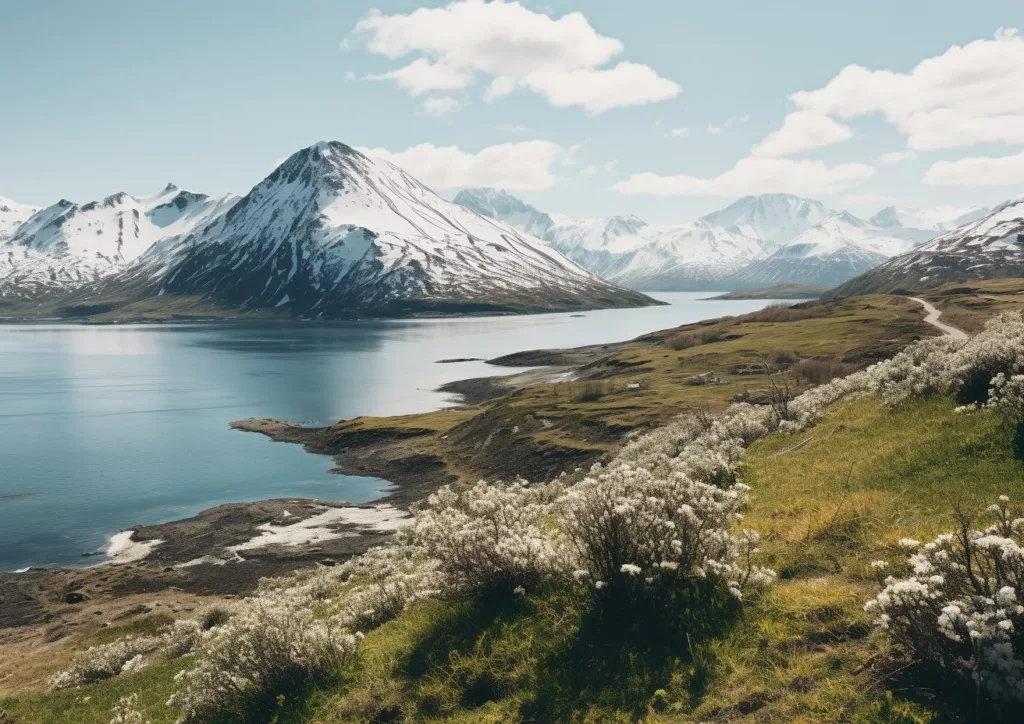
910,297,968,339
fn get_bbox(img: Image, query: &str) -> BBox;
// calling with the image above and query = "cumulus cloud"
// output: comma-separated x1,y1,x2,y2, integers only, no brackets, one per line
422,96,462,117
788,27,1024,152
359,140,565,190
878,150,917,164
752,111,853,157
923,150,1024,186
346,1,679,114
612,157,875,197
370,58,472,95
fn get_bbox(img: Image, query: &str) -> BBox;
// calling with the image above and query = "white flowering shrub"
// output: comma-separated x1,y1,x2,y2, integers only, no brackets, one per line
50,635,163,690
162,619,203,659
334,544,442,631
866,497,1024,708
947,312,1024,405
109,693,148,724
557,464,773,600
167,600,359,723
407,480,563,595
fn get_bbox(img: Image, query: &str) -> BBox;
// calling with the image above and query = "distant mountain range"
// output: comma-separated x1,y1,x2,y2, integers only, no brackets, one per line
0,143,653,318
454,189,989,291
3,153,1011,317
831,197,1024,297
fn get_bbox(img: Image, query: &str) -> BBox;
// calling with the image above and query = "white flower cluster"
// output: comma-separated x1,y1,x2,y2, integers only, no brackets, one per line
866,497,1024,705
51,634,163,690
988,373,1024,420
407,479,564,595
558,464,773,598
167,600,360,723
50,617,209,691
109,693,148,724
334,544,442,631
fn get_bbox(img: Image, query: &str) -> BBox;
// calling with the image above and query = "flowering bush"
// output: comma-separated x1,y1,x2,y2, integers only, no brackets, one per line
167,600,359,723
334,544,442,631
557,464,773,600
407,480,562,595
866,497,1024,707
162,619,204,659
51,635,163,690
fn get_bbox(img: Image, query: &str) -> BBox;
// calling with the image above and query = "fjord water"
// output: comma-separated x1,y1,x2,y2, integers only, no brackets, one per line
0,293,777,571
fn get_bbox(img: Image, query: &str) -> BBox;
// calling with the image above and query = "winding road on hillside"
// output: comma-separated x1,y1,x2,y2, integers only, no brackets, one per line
910,297,968,339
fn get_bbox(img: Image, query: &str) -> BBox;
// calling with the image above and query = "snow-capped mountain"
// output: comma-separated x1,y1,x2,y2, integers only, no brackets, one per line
727,211,933,288
452,188,554,239
456,188,774,290
833,197,1024,297
0,196,39,242
869,205,991,233
697,193,834,251
95,142,652,317
0,186,237,298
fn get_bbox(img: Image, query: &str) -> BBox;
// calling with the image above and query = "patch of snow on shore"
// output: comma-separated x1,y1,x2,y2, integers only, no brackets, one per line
105,530,163,564
228,504,410,552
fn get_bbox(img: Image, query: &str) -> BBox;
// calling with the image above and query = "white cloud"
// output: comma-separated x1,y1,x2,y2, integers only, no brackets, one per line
371,58,473,95
612,157,875,197
788,27,1024,151
347,1,679,114
359,140,565,190
923,150,1024,186
706,124,723,135
668,127,689,138
878,150,917,164
422,96,462,117
752,111,853,157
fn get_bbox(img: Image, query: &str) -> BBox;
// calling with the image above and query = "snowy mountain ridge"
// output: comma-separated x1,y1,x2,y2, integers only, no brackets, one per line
832,196,1024,297
456,188,942,291
0,196,40,242
0,186,237,299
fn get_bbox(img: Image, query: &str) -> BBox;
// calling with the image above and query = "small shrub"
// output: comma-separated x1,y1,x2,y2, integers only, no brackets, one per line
50,635,162,690
770,349,799,366
200,605,232,630
408,480,562,596
866,497,1024,712
162,619,203,658
792,358,857,385
557,465,773,601
666,328,723,351
168,602,359,723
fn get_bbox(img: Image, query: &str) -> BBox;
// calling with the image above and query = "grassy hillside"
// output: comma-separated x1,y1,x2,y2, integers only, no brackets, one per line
6,395,1021,723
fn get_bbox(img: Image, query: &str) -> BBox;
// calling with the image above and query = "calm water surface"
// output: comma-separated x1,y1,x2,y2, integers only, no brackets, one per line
0,293,778,570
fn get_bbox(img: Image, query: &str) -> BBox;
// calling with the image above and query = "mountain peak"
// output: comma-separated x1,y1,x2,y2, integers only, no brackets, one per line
869,206,901,228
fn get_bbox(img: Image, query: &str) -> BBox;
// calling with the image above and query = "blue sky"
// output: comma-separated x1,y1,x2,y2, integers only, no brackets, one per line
2,1,1022,223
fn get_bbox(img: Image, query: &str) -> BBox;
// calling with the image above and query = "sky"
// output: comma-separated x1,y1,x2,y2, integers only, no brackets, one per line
1,0,1022,223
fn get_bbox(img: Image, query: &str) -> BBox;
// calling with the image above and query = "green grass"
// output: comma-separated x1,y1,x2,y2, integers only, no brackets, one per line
0,659,189,724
